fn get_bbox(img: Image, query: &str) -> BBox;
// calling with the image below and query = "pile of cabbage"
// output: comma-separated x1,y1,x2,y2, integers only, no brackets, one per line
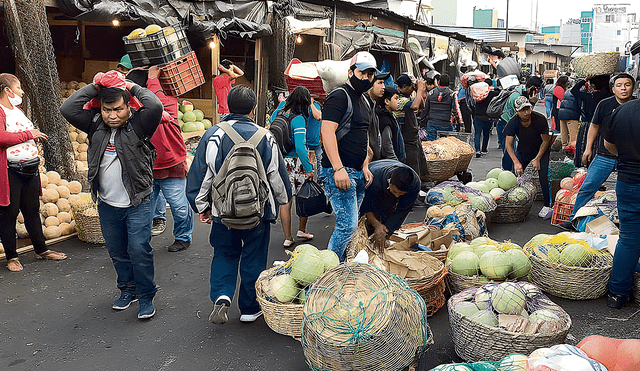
446,237,532,280
426,181,497,213
454,282,563,333
429,353,528,371
523,233,602,268
466,168,531,205
270,244,340,304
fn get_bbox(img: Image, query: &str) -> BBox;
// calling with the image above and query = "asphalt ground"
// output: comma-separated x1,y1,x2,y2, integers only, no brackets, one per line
2,102,639,370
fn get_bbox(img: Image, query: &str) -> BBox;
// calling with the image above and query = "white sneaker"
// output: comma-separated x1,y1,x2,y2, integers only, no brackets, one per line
538,206,553,219
239,311,263,323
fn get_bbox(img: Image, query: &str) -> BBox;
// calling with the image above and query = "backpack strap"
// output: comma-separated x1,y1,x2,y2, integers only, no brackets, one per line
334,87,353,142
247,126,269,147
218,120,268,147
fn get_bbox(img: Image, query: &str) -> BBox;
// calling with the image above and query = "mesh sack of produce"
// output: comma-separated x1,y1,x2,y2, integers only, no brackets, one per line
256,245,340,339
301,263,432,371
70,193,105,244
453,202,484,241
491,175,537,223
524,233,613,300
448,282,571,362
427,181,496,212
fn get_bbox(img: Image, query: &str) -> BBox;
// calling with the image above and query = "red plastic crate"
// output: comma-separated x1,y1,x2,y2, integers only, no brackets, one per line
158,51,204,96
284,58,328,103
551,201,574,225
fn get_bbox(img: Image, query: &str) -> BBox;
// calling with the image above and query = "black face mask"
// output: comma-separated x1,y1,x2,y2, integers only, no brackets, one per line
349,73,373,94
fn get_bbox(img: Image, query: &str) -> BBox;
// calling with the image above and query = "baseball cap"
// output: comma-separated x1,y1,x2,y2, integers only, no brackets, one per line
396,74,414,88
349,51,377,72
374,70,390,81
514,96,532,111
118,55,132,69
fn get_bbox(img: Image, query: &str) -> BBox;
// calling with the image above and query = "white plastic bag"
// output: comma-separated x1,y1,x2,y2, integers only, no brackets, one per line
315,59,350,93
527,345,608,371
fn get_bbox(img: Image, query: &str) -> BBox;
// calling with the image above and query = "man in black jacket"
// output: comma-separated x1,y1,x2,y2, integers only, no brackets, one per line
421,74,456,141
61,72,163,319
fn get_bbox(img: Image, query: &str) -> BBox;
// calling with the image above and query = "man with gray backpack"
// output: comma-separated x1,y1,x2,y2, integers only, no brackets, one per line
186,85,291,325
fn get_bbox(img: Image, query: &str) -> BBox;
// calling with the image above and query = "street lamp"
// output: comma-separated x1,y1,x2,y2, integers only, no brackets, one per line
505,0,509,42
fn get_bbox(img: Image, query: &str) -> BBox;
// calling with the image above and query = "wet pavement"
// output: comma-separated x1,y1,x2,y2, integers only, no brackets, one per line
2,106,639,370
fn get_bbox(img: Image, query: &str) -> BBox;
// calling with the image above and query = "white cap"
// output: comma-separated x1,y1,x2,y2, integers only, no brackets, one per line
349,51,377,72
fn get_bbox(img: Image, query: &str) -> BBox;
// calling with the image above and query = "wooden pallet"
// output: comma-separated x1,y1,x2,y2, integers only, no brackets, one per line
0,233,78,260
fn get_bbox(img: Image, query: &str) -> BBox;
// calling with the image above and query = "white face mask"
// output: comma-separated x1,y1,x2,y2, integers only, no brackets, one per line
8,89,22,107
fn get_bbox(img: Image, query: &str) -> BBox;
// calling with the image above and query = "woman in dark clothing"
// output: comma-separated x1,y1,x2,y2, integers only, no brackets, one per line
571,75,612,167
551,75,569,133
472,79,499,156
375,86,406,162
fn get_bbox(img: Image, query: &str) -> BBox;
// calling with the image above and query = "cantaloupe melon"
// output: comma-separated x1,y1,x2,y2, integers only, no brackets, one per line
46,171,61,185
0,242,4,254
43,226,62,239
40,173,49,188
76,132,88,144
45,216,60,227
58,179,69,187
57,211,72,224
78,152,88,161
57,198,71,213
59,222,74,236
16,223,29,238
69,131,78,142
57,185,71,199
68,181,82,194
45,183,58,191
41,202,59,217
76,161,86,172
17,211,24,223
68,194,81,207
42,188,60,203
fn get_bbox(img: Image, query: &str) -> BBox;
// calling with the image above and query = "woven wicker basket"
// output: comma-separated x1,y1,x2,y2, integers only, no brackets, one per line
403,254,447,316
571,52,620,78
71,202,105,244
491,181,537,223
448,288,571,362
456,152,473,173
425,156,459,182
527,253,613,300
445,266,521,295
634,273,640,304
255,267,304,339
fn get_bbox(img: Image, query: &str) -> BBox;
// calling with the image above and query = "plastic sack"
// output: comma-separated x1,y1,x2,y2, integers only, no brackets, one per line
470,82,490,102
425,212,464,241
426,181,497,212
527,344,607,371
295,179,331,217
460,71,488,89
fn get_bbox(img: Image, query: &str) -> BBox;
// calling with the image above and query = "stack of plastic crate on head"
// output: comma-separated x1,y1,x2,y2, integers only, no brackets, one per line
123,24,204,96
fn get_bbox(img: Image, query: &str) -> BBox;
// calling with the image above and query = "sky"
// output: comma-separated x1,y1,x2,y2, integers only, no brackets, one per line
455,0,640,30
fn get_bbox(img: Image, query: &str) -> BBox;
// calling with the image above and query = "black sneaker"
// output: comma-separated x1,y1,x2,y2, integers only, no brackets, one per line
138,298,155,319
209,295,231,324
112,292,138,310
607,292,632,309
151,219,166,237
475,152,482,158
556,221,576,232
168,240,190,252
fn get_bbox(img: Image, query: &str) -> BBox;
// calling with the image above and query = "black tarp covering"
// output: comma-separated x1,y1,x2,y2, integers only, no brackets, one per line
54,0,272,40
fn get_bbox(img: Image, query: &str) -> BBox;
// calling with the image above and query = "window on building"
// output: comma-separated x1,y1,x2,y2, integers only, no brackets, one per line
606,14,614,23
616,47,620,52
617,30,621,35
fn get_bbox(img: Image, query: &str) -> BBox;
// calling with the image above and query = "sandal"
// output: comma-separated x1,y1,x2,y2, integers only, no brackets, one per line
36,250,67,261
7,258,23,272
283,239,295,248
296,230,314,241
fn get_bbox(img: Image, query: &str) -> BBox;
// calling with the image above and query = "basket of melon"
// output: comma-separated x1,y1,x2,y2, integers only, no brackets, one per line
71,193,105,244
445,236,532,295
448,282,571,362
523,232,613,300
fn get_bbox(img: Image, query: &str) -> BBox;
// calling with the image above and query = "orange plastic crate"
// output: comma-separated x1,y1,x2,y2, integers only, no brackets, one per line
158,51,204,96
551,201,574,225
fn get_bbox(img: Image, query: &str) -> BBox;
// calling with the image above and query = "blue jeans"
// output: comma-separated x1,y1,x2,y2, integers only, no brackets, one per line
473,118,492,152
496,119,507,150
569,155,616,219
98,200,157,300
502,139,518,171
319,166,366,261
544,96,553,118
426,121,453,141
608,180,640,296
150,177,193,242
153,190,166,220
209,220,270,315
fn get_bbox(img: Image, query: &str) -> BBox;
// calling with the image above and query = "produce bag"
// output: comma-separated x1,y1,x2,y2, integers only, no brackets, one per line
296,179,331,217
495,174,536,206
523,232,613,269
426,181,496,212
527,344,607,371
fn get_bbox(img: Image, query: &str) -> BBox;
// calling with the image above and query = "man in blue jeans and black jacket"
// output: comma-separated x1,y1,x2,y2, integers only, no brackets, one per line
61,71,164,319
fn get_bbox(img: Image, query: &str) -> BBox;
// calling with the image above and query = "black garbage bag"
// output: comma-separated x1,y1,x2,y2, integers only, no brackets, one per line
295,179,331,217
496,57,521,79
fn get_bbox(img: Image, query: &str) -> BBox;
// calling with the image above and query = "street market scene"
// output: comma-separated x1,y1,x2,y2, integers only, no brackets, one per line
1,0,640,370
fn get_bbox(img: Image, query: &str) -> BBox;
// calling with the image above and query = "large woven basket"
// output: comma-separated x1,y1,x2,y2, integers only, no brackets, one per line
445,266,521,295
634,273,640,304
456,152,473,173
527,253,613,300
448,287,571,362
571,52,620,78
404,254,447,316
71,202,105,244
491,181,537,223
425,157,459,182
302,263,432,371
255,267,304,339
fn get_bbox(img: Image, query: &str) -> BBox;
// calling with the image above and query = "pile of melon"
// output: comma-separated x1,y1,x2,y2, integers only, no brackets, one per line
179,100,212,133
466,168,528,203
524,233,598,268
16,171,89,241
446,236,532,281
67,124,89,173
60,81,88,103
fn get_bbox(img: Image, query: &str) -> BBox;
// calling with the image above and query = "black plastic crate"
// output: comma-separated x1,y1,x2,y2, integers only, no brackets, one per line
127,41,192,67
122,24,192,67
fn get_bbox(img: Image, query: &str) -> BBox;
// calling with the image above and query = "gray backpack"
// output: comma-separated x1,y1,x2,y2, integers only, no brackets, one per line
211,121,270,230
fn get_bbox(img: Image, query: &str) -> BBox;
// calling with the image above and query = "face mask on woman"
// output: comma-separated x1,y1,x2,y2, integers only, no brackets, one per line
6,88,22,107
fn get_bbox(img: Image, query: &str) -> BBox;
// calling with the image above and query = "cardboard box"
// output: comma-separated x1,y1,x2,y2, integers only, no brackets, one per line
586,215,619,236
389,225,458,253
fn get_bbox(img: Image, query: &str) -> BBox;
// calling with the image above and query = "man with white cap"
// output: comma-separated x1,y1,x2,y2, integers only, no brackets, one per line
319,51,376,261
503,96,553,219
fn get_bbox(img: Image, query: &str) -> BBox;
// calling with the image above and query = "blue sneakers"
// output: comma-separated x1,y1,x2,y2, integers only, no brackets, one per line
138,299,155,319
112,292,138,310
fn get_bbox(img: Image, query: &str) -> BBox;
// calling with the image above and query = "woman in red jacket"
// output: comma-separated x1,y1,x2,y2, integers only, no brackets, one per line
0,73,66,272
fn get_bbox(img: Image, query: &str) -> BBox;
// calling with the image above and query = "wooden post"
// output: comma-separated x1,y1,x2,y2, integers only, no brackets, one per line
254,37,269,128
210,34,220,125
